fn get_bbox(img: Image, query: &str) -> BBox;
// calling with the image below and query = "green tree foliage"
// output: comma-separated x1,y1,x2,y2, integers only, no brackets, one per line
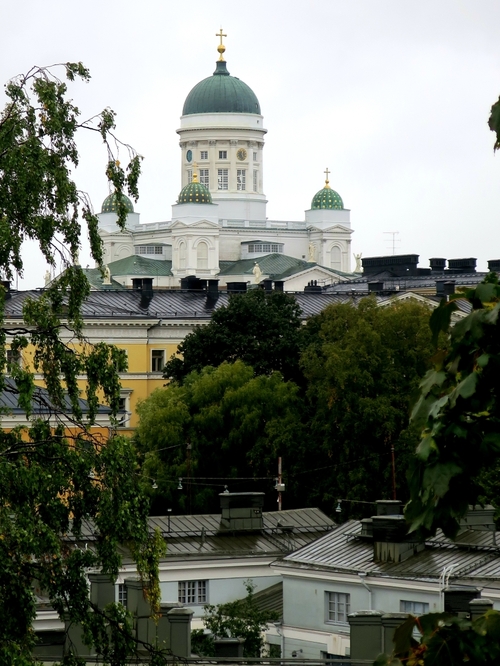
0,64,161,664
193,581,279,658
136,361,302,513
299,298,434,515
164,289,304,383
406,276,500,539
375,610,500,666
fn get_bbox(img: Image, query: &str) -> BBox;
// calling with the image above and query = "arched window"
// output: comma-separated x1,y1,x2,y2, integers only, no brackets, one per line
197,241,208,270
179,241,186,269
331,246,342,271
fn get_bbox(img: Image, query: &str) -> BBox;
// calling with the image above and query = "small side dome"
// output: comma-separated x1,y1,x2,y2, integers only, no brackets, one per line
311,171,344,210
102,192,134,214
177,173,213,204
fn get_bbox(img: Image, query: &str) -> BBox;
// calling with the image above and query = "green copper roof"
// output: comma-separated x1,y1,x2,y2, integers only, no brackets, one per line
177,178,213,204
101,192,134,214
311,185,344,210
105,255,173,277
183,61,261,115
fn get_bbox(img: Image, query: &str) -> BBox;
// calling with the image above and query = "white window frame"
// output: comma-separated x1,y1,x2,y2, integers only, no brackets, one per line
237,169,246,191
151,349,165,373
253,169,258,192
218,169,228,190
400,600,429,615
326,592,350,624
118,583,127,606
200,150,208,160
178,580,207,605
199,168,209,188
331,245,342,270
187,169,193,183
135,245,163,256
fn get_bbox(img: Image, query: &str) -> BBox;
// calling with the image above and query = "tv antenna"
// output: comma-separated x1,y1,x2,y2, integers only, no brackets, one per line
384,231,400,255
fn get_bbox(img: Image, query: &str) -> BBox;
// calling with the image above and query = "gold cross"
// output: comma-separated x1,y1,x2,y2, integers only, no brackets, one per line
216,27,227,61
324,167,330,181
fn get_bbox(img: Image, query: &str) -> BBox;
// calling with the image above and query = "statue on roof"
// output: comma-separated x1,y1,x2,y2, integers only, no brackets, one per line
353,252,362,273
308,243,316,262
44,269,51,286
252,262,262,283
103,265,112,285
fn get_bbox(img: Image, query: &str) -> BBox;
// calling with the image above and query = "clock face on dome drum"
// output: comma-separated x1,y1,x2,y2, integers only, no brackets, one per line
236,148,247,161
186,149,192,162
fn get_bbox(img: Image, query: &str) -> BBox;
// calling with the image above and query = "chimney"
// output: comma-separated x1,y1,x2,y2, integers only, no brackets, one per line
372,514,424,563
132,278,153,308
488,259,500,273
180,275,205,291
444,586,481,618
448,258,477,273
368,281,384,293
219,492,264,531
304,280,321,293
1,280,11,299
429,258,446,272
227,282,248,293
262,279,273,292
206,279,219,305
274,280,284,292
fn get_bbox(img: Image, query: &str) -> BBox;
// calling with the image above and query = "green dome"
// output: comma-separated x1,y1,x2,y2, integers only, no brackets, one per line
101,192,134,214
177,175,213,204
183,61,261,116
311,182,344,210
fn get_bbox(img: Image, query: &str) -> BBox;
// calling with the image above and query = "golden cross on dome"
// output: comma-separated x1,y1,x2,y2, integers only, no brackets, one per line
324,167,331,188
216,27,227,61
192,161,199,182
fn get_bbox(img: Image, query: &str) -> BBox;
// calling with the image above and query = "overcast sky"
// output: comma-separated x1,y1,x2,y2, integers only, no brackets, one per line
2,0,500,288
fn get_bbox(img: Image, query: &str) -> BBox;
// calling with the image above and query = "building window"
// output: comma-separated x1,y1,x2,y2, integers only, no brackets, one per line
135,245,163,255
253,169,258,192
237,169,246,191
247,243,283,254
118,584,127,606
178,580,207,605
253,152,257,161
400,600,429,615
326,592,350,623
179,241,186,269
218,169,228,190
200,150,208,160
187,169,193,183
197,241,208,270
151,350,165,373
5,349,21,372
218,150,227,159
199,169,209,188
331,246,342,271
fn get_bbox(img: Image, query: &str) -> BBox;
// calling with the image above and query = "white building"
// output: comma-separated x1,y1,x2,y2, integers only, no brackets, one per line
97,35,354,291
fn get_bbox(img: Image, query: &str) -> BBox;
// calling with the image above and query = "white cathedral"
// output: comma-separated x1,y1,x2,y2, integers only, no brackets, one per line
96,33,355,291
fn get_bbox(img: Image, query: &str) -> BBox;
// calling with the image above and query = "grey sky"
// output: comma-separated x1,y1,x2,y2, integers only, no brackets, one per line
2,0,500,288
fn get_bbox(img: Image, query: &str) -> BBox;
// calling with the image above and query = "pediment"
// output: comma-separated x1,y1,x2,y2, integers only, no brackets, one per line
171,218,220,230
283,265,349,283
308,224,353,234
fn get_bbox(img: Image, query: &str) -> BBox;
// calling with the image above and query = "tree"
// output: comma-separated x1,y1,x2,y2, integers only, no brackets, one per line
406,275,500,539
192,581,280,658
136,360,303,514
299,297,434,516
164,289,304,383
0,63,160,664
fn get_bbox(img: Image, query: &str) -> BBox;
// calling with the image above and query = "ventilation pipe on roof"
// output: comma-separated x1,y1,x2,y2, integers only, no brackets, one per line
206,279,219,306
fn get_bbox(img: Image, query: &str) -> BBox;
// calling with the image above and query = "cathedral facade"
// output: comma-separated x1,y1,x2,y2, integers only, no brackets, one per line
96,34,354,291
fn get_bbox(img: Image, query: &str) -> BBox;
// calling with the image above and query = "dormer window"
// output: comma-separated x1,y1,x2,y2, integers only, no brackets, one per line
135,245,163,256
248,243,283,254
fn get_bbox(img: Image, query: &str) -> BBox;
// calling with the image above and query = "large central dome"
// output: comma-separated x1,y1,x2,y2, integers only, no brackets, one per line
182,61,261,116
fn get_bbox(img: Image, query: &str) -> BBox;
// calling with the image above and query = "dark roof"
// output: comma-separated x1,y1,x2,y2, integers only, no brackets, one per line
277,520,500,583
0,377,112,416
326,271,489,295
75,508,334,561
3,289,432,322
